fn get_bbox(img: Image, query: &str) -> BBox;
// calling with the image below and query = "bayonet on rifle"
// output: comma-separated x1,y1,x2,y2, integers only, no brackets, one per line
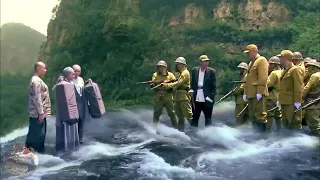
267,106,279,113
215,87,238,105
136,80,153,84
232,81,246,83
237,104,248,117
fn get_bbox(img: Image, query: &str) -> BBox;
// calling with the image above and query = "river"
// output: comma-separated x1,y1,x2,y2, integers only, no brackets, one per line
1,102,319,180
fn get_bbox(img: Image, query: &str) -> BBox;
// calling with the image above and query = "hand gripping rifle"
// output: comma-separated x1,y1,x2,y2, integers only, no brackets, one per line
214,87,238,105
294,96,320,113
150,79,178,90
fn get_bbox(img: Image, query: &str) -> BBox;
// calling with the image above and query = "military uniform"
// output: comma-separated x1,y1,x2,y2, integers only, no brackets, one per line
234,62,249,126
151,61,178,128
266,57,282,132
278,50,303,130
243,45,269,131
302,59,317,125
302,62,320,135
163,57,193,131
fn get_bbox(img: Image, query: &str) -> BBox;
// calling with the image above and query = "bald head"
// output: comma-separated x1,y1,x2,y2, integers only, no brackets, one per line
34,61,47,77
72,64,81,78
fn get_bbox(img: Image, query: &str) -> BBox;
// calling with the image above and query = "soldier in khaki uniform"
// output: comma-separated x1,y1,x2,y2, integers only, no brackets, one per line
233,62,249,126
243,44,269,132
151,60,178,128
292,52,306,78
161,57,193,131
277,50,304,130
302,58,316,126
302,61,320,136
266,56,282,132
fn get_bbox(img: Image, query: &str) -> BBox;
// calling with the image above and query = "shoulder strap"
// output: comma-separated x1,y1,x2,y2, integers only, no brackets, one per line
247,56,260,73
280,66,293,81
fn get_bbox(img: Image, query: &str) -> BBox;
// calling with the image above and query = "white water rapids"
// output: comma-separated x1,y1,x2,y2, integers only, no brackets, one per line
1,101,319,180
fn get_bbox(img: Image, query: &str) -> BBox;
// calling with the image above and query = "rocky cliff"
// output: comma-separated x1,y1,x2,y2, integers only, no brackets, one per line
39,0,295,62
38,0,319,99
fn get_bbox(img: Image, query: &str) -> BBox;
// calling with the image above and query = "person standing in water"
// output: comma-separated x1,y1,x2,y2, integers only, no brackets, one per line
26,61,51,153
72,64,88,144
54,67,80,152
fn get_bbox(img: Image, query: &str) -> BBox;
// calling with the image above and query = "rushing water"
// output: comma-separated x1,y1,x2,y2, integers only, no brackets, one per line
1,102,319,180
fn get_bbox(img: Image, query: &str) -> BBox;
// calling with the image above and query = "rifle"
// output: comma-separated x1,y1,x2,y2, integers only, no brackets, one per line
267,106,279,113
232,81,246,83
214,87,238,105
150,79,177,90
136,80,153,84
237,104,248,117
295,96,320,113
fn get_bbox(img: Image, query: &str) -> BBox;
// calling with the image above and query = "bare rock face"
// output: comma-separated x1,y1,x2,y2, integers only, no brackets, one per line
169,3,205,26
184,3,205,25
214,0,290,30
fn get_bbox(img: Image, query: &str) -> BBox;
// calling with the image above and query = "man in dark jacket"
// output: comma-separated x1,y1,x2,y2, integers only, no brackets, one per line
189,55,216,127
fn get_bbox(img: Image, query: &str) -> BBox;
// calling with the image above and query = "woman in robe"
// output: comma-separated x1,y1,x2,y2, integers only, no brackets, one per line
53,67,80,152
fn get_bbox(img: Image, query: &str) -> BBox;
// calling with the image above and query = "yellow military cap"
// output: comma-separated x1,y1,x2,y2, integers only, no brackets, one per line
199,55,210,61
277,50,293,58
306,61,320,69
243,44,258,53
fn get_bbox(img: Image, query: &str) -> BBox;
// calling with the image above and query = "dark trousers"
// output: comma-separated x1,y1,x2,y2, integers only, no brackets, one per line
252,121,266,133
78,118,84,143
191,102,213,127
25,117,47,153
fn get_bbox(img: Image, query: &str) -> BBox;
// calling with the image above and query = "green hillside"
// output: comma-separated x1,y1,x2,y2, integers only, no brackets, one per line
1,23,46,75
39,0,320,100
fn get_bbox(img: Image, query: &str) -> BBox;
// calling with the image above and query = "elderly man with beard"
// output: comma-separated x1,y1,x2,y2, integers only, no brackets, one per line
72,64,87,144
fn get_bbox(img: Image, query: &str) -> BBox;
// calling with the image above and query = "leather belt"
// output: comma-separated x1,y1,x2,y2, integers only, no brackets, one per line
198,86,203,89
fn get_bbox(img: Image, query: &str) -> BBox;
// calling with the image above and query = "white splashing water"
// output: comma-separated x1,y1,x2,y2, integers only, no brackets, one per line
0,127,28,145
137,151,195,179
118,109,192,144
197,126,320,163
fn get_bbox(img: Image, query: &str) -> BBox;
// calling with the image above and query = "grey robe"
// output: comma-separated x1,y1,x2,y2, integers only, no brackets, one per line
53,80,80,152
75,83,89,142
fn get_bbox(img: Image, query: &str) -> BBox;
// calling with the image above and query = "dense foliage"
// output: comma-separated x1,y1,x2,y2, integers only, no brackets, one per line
44,0,320,99
0,23,46,75
0,73,29,136
1,0,319,136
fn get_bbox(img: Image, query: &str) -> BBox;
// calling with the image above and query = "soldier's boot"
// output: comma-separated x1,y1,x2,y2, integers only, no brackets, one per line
266,117,274,132
177,119,185,132
275,118,282,132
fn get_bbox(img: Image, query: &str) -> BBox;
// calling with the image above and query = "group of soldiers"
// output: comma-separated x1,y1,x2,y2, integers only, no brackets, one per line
144,44,320,136
142,55,216,132
234,44,320,135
